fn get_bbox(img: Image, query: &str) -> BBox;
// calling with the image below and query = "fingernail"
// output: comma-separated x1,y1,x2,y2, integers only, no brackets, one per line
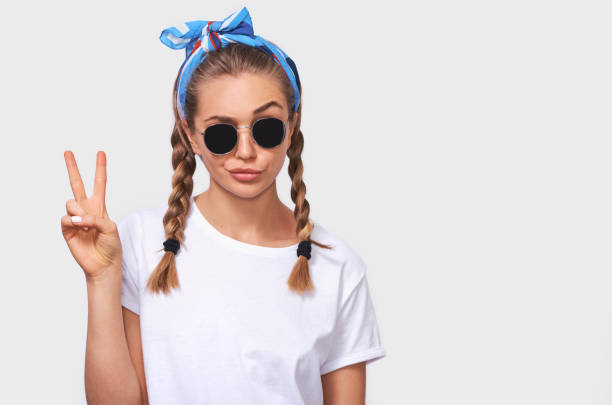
71,216,82,223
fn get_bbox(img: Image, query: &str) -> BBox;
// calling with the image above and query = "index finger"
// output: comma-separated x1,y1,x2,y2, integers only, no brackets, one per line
93,151,107,204
64,150,87,201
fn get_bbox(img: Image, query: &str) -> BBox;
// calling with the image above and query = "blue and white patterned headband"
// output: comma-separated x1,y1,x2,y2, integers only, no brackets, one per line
159,6,301,121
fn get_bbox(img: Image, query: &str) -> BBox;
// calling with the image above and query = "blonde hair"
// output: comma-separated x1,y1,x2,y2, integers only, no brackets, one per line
147,43,332,295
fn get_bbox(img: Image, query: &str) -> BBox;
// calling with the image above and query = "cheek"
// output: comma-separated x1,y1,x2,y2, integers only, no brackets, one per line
198,151,226,176
194,136,207,156
265,147,289,175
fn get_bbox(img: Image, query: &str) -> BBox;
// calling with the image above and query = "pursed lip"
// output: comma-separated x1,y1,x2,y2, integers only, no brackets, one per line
228,168,262,173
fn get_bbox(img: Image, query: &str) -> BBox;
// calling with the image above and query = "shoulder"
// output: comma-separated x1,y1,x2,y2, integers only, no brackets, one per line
310,220,366,269
116,201,169,244
310,220,368,295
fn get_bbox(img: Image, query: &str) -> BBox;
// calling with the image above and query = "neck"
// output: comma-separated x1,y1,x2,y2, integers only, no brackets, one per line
194,177,298,246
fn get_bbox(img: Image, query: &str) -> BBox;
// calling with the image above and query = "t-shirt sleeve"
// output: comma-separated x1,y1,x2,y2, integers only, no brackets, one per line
320,257,387,375
116,212,142,315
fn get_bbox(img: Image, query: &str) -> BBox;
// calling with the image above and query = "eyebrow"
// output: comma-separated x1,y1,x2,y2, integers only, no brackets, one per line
204,100,284,123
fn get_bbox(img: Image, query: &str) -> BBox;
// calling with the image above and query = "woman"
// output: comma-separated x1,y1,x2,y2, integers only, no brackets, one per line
61,6,385,405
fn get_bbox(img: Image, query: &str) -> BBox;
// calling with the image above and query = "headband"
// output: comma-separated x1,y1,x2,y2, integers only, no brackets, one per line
159,6,301,121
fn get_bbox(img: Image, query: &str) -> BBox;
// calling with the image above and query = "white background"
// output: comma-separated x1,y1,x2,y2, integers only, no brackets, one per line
1,0,611,404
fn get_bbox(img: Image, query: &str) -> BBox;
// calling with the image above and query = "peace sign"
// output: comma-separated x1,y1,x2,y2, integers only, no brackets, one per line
61,151,123,282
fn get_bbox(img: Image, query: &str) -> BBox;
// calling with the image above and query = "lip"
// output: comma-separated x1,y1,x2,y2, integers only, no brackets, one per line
230,171,261,181
228,168,262,173
228,168,262,182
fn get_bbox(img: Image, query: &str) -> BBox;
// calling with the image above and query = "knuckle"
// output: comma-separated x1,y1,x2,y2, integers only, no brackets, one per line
66,199,79,213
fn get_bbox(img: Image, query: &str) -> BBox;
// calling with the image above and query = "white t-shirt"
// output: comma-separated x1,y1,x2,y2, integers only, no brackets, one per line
117,195,386,405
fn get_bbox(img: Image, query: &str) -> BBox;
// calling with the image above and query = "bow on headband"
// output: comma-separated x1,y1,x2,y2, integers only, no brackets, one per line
159,6,301,121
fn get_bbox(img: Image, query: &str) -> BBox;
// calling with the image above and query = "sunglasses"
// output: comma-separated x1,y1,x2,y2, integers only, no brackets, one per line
201,117,287,155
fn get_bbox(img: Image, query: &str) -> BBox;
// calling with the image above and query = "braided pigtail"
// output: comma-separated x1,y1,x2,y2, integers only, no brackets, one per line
286,102,333,294
146,77,197,294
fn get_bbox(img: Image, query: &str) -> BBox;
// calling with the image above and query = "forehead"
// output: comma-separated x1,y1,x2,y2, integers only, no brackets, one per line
195,72,288,120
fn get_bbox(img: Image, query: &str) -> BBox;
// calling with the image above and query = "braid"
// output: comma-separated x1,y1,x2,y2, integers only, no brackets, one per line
286,126,332,294
146,123,196,294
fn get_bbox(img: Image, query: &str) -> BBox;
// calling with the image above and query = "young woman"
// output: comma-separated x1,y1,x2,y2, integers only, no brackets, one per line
61,7,385,405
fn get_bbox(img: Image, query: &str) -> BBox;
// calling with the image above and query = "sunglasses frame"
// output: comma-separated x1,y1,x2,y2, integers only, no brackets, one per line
200,116,288,156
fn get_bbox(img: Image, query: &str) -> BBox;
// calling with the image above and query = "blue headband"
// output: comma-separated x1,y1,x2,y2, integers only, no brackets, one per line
159,6,301,121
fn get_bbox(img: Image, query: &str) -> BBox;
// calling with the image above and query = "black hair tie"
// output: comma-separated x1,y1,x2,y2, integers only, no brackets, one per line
297,240,312,260
163,238,180,254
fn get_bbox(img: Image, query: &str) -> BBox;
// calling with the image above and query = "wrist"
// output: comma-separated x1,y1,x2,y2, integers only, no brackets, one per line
85,266,122,287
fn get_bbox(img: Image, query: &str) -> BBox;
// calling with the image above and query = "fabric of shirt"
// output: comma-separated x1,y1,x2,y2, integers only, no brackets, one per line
117,195,386,405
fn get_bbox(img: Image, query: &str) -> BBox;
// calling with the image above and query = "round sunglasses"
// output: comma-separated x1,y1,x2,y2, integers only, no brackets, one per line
201,117,287,155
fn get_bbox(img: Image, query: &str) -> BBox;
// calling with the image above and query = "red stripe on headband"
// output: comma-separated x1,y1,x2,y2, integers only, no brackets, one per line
272,53,290,80
206,21,220,51
210,31,221,50
189,39,201,57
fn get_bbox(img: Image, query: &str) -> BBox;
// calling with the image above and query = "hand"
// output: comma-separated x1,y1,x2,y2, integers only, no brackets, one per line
61,151,122,282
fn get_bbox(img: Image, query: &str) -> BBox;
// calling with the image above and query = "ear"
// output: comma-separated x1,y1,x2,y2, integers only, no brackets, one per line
181,119,201,155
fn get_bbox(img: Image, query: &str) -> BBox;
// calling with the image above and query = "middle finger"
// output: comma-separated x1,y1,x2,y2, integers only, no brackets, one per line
93,151,107,206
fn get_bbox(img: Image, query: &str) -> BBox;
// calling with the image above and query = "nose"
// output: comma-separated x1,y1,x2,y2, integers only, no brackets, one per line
234,126,257,159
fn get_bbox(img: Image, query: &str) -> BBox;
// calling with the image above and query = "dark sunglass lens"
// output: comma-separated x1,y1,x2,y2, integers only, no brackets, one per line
204,124,237,154
252,118,286,148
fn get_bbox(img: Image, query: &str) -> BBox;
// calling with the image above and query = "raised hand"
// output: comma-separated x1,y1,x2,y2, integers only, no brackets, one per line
61,151,123,282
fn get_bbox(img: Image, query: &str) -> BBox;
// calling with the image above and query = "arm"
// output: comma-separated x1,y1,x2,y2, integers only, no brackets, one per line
123,307,149,404
61,151,144,404
84,270,143,405
321,361,366,405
